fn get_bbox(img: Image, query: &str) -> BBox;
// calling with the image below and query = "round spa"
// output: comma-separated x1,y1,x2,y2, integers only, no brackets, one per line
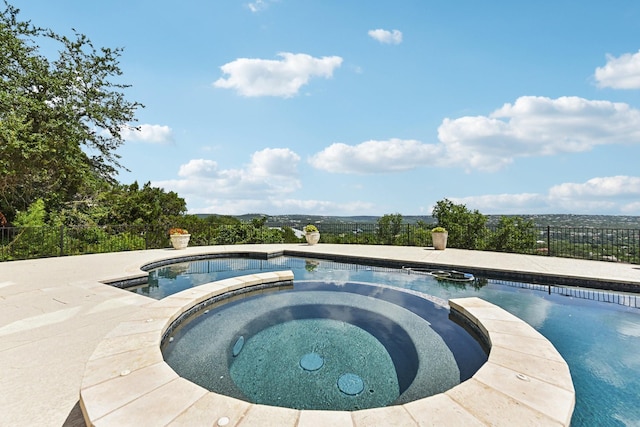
161,280,488,411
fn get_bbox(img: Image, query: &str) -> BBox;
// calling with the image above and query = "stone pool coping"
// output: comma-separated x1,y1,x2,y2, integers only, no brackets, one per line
79,270,575,426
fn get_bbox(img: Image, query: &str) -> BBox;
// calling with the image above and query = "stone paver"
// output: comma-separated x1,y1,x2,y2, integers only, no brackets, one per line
1,244,637,426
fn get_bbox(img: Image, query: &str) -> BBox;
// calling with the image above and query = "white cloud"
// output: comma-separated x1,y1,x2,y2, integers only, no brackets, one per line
437,96,640,171
309,139,441,174
368,29,403,45
310,96,640,175
594,50,640,89
155,148,301,202
247,0,268,12
120,124,174,144
152,147,379,215
213,53,343,97
441,176,640,215
549,176,640,199
621,201,640,214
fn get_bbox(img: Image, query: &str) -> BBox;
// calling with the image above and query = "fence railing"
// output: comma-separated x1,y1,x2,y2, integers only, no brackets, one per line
1,223,639,264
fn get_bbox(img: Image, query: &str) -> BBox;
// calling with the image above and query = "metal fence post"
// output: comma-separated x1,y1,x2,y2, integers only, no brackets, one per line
59,225,65,257
547,226,551,257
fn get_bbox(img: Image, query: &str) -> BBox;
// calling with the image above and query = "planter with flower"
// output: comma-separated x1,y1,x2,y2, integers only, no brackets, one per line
169,227,190,250
304,224,320,245
431,226,448,250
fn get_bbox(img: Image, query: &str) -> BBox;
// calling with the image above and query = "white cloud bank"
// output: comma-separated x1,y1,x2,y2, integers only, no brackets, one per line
595,50,640,89
153,148,299,213
310,96,640,174
153,147,376,215
368,29,403,44
213,53,343,97
446,176,640,215
309,139,440,173
120,124,174,144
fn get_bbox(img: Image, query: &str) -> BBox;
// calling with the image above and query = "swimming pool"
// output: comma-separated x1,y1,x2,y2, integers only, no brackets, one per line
137,256,640,426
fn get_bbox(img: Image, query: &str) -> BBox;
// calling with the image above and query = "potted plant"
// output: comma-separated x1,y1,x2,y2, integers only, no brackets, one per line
431,226,448,250
169,227,191,250
304,224,320,245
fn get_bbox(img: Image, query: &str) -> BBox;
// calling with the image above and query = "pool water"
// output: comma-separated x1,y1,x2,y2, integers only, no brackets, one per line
161,280,485,410
139,257,640,426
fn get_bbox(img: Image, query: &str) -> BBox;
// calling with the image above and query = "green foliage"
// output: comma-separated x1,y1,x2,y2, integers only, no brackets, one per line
0,3,142,221
212,223,284,245
203,215,241,226
432,199,487,249
281,226,300,243
13,198,46,227
100,181,186,226
304,224,318,233
487,216,537,253
376,213,403,245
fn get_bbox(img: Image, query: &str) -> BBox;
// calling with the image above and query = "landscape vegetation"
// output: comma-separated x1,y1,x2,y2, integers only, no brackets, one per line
1,2,638,263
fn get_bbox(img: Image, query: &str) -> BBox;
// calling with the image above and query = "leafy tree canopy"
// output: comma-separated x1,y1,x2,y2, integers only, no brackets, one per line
432,198,487,249
376,213,403,245
99,181,187,226
0,1,142,221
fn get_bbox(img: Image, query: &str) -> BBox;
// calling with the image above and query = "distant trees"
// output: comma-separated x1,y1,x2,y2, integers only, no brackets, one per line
376,213,403,245
488,216,536,253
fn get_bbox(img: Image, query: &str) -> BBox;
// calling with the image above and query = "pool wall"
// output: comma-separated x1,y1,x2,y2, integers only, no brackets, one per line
81,270,575,426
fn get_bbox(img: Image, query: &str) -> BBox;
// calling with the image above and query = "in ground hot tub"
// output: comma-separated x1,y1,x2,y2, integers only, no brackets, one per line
162,280,488,411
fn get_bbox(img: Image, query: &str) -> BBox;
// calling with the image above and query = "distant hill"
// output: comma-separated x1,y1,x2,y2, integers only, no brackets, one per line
194,213,640,228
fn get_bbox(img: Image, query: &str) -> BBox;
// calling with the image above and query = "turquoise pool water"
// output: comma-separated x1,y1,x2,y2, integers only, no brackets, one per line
138,256,640,426
162,280,483,410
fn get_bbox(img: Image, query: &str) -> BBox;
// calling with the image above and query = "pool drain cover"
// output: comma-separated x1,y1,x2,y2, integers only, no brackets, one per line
300,352,324,371
232,336,245,357
337,373,364,395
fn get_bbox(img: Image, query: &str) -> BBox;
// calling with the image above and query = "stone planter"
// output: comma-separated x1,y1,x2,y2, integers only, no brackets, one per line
432,232,448,250
170,234,191,250
305,232,320,245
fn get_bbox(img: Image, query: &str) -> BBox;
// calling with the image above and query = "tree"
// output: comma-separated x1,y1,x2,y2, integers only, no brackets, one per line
432,199,487,249
0,2,142,221
376,213,403,245
100,181,187,226
488,216,536,253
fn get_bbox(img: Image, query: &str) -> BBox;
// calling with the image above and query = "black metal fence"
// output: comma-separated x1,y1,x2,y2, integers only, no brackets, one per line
1,223,639,264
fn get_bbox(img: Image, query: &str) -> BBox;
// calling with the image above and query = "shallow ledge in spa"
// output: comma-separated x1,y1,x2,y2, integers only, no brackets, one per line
79,272,575,427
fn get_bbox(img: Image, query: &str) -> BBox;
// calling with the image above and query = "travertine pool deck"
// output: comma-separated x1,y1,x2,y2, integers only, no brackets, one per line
1,244,639,426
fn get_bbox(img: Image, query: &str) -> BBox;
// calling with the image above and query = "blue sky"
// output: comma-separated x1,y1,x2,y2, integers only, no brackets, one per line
15,0,640,216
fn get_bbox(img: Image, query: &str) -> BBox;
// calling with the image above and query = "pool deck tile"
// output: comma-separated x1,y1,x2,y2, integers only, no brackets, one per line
88,329,161,360
473,362,574,426
1,244,637,426
166,393,251,427
445,378,564,427
236,404,300,426
489,332,567,362
81,345,164,389
297,410,354,427
476,317,548,341
351,405,418,426
403,394,486,427
488,346,574,392
92,377,207,427
80,362,178,421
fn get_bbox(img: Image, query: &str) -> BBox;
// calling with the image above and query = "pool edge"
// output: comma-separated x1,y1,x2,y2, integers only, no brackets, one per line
80,275,575,426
